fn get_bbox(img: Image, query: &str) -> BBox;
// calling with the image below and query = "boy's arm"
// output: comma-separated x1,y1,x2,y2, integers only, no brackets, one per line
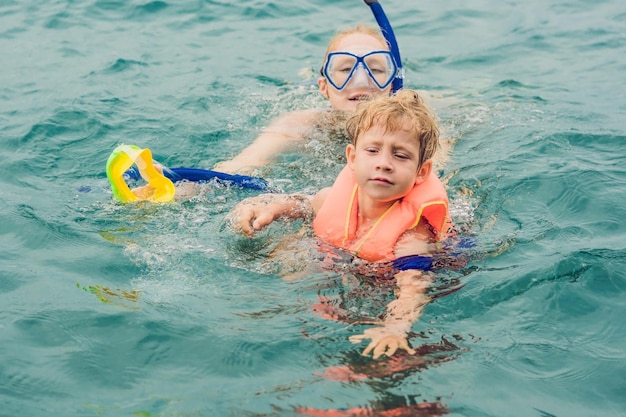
393,217,438,257
213,109,321,175
227,193,316,237
349,269,432,359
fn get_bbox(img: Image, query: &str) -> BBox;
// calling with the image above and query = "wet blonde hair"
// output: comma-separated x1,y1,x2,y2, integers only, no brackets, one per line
321,24,389,70
345,89,440,169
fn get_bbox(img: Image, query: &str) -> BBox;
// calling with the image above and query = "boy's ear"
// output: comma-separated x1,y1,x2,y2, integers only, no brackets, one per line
346,144,356,168
414,160,432,185
317,77,330,99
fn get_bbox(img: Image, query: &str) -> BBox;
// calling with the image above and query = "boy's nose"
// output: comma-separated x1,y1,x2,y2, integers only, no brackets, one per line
375,153,394,171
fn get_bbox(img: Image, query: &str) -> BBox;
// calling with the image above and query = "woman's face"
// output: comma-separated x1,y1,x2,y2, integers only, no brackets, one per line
318,33,394,112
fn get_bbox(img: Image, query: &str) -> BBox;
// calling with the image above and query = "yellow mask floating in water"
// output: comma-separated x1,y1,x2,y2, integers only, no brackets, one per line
106,144,175,203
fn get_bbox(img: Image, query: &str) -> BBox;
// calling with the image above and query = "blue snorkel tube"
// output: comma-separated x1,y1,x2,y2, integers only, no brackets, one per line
364,0,403,93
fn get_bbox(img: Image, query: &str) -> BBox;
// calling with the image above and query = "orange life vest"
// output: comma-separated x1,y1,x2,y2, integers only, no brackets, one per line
313,166,451,262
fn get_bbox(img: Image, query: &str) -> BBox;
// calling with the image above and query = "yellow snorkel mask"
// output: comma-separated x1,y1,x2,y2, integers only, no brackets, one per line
106,144,175,203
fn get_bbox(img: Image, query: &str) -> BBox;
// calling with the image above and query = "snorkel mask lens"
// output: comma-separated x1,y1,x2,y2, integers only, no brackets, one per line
322,50,397,91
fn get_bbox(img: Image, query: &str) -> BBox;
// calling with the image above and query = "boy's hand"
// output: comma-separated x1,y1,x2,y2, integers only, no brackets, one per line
349,326,415,359
227,196,282,237
227,194,314,237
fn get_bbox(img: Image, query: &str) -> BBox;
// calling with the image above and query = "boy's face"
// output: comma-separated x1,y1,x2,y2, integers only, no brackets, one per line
346,122,431,203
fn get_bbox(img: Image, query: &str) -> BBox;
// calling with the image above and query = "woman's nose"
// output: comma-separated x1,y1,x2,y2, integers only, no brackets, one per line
349,64,372,88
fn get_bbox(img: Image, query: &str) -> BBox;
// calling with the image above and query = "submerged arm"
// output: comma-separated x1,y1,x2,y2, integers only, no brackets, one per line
349,269,432,359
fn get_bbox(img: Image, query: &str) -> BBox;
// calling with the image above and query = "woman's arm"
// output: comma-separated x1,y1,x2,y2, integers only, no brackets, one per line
349,269,432,359
213,109,321,175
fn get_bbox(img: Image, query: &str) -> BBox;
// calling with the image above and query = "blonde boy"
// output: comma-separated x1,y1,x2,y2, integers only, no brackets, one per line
229,90,451,359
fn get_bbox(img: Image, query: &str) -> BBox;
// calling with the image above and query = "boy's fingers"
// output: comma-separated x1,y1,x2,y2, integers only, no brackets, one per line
230,205,257,237
381,341,399,359
348,334,364,344
361,341,377,357
371,338,398,359
397,339,416,355
252,211,275,231
353,334,415,359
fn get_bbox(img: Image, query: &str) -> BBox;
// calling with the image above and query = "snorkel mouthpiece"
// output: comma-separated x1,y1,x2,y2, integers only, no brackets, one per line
106,144,175,203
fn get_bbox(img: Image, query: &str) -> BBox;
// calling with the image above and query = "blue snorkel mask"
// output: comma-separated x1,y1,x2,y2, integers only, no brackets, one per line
322,50,398,91
319,1,403,93
364,0,403,93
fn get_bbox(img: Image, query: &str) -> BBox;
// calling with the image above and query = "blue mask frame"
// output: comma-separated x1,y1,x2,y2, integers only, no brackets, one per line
322,50,398,91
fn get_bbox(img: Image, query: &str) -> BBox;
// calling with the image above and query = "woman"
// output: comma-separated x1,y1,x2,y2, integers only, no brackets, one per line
213,25,397,175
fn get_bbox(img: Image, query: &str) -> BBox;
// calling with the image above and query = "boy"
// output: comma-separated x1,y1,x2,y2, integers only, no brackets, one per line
228,90,452,359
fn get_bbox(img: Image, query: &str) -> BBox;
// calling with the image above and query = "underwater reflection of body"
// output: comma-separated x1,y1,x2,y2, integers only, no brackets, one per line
297,402,448,417
226,231,473,416
299,265,469,415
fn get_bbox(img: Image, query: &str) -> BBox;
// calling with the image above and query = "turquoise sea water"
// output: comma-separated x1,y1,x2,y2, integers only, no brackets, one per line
1,0,625,416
